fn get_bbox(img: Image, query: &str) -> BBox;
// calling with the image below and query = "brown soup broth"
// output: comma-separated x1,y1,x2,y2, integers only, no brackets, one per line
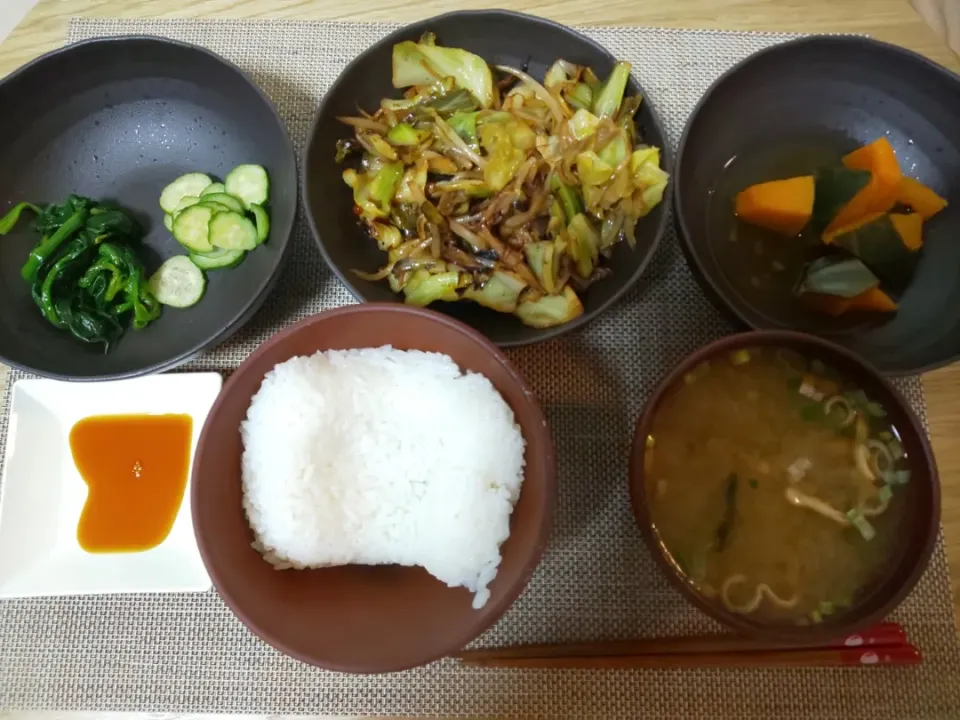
645,346,909,625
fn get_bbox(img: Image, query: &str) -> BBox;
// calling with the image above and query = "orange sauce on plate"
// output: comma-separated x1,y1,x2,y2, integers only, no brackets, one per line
70,413,193,553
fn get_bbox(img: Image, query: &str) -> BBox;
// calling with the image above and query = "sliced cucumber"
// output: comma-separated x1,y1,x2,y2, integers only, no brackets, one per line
250,204,270,245
189,247,246,270
160,173,212,213
196,200,233,215
225,164,269,208
200,182,226,197
163,213,174,232
149,256,206,308
172,205,215,253
200,192,245,214
209,211,258,251
172,195,201,215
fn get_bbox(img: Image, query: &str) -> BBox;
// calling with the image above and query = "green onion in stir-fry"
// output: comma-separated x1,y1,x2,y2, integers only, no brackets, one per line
336,35,669,328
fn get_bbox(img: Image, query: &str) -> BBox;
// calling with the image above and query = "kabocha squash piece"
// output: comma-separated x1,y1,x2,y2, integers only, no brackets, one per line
734,175,815,236
823,211,885,245
801,292,853,317
830,214,919,293
811,167,871,233
847,287,898,313
896,176,948,219
842,137,902,194
827,138,902,233
802,287,898,317
889,212,924,251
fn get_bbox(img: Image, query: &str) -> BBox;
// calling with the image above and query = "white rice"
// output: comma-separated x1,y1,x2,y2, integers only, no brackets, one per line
240,346,526,609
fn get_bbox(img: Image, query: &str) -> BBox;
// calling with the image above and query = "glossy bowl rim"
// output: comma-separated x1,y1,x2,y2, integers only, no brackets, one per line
301,9,672,348
191,302,558,672
628,329,941,641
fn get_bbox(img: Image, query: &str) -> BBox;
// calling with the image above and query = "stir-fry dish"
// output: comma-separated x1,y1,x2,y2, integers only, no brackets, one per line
336,35,669,328
0,196,160,351
646,347,909,625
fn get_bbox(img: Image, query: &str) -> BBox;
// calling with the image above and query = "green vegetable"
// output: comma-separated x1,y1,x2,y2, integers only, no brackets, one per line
831,214,919,293
819,601,835,616
846,508,876,541
714,472,739,552
592,61,631,119
598,130,629,167
513,286,584,328
748,478,759,489
160,173,213,213
463,271,527,312
403,269,460,306
479,123,525,192
811,167,872,232
224,165,269,209
4,195,160,350
200,183,226,197
447,111,479,145
391,40,494,108
386,122,421,146
550,175,584,222
567,83,593,111
568,108,600,140
795,256,880,299
0,202,41,235
369,163,404,210
148,255,206,308
568,213,601,279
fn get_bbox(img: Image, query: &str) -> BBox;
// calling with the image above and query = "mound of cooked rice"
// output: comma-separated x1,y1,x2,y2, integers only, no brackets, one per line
240,346,526,609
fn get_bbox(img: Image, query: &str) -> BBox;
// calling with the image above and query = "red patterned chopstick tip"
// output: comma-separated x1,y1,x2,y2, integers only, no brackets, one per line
841,644,922,666
838,622,908,649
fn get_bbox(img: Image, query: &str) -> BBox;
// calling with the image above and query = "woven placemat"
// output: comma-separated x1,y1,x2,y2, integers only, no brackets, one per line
0,17,957,718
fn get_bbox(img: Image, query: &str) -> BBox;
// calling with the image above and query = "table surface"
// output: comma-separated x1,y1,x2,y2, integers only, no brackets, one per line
1,0,960,632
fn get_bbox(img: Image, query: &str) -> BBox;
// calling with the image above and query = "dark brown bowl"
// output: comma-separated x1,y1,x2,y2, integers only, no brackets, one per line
674,36,960,374
628,330,940,641
303,9,670,347
191,304,556,672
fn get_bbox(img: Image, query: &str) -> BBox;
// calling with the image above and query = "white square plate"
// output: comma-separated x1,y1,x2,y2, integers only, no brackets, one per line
0,373,222,597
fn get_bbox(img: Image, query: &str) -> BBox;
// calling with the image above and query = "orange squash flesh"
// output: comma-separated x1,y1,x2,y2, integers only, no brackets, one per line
889,212,924,251
735,175,815,237
896,176,948,219
847,287,899,313
827,138,902,234
803,287,898,316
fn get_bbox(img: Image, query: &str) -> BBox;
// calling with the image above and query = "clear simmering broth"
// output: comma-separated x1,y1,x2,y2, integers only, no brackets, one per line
645,346,910,625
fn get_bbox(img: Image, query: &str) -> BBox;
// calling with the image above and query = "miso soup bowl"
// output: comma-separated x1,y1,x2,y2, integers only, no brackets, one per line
628,330,940,642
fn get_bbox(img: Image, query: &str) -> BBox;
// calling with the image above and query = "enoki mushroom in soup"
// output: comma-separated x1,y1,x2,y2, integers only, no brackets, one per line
645,346,911,625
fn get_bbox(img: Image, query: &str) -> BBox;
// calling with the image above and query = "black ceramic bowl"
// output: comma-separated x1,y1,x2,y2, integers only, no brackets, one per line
0,36,297,379
303,10,670,346
675,36,960,374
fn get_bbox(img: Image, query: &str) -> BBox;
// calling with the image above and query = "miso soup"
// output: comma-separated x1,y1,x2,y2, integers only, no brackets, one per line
645,346,910,625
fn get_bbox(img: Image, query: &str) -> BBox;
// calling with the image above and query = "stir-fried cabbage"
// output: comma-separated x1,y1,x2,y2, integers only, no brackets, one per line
337,35,669,328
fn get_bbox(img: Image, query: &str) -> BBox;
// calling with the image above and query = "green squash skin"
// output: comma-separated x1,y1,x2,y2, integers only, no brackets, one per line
832,215,918,293
811,167,872,233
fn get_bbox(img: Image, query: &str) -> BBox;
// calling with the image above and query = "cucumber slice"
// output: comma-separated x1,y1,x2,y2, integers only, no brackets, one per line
160,173,213,213
163,213,173,232
225,164,269,208
200,182,226,197
209,211,258,251
189,247,246,270
149,256,206,308
196,201,233,215
172,195,201,215
172,205,215,253
200,192,245,214
250,203,270,245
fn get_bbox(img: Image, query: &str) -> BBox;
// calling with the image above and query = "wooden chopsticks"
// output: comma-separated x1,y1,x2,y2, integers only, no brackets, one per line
455,622,921,669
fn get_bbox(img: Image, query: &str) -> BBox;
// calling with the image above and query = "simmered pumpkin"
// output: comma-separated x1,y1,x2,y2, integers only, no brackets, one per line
734,175,815,236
